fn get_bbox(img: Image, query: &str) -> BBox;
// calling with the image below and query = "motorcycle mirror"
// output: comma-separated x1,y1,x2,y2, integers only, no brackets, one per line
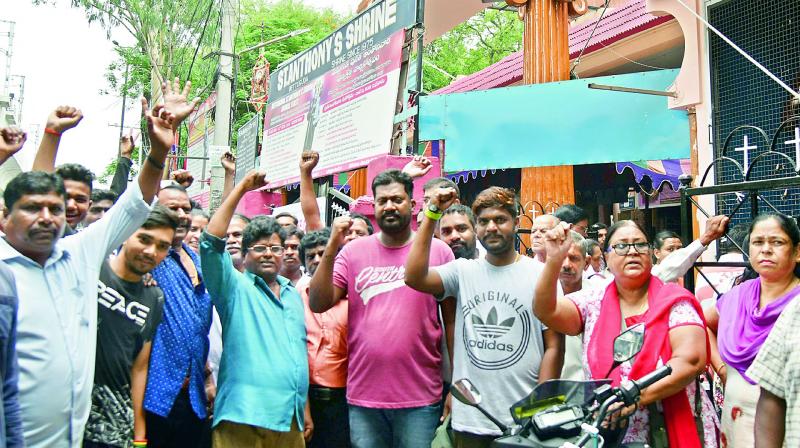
613,323,645,363
451,379,510,433
451,379,482,406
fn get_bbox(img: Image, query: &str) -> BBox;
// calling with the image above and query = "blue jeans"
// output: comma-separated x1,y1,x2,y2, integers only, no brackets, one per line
349,403,442,448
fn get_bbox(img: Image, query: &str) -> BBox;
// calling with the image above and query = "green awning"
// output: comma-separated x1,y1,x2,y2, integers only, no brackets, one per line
419,70,689,172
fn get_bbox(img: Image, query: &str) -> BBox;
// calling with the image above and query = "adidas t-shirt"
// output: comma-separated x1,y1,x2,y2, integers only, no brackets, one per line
333,233,454,408
435,256,548,435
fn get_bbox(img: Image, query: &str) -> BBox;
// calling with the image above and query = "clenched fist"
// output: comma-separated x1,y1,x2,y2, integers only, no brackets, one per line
46,106,83,133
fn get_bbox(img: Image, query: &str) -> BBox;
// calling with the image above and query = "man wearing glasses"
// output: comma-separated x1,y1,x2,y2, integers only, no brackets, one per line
199,171,312,447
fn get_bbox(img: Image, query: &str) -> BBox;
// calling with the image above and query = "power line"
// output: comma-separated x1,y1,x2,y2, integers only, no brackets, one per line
186,0,218,82
570,0,610,79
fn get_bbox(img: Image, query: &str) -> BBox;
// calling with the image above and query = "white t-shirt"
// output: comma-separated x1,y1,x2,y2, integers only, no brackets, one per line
434,256,548,435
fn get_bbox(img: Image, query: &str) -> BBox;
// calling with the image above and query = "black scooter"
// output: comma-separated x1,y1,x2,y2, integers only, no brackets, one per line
450,323,672,448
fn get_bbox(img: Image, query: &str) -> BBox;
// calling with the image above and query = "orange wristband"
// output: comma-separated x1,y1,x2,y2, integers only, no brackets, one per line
44,128,61,136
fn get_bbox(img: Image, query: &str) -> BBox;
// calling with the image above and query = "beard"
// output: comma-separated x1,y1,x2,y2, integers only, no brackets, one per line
450,241,477,259
126,255,156,276
377,211,411,234
480,233,514,255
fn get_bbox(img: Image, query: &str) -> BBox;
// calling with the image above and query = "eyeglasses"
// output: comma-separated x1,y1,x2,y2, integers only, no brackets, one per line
248,245,285,255
572,224,587,235
607,242,650,256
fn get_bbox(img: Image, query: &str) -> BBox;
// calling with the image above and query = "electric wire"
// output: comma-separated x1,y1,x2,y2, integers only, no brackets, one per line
570,0,610,79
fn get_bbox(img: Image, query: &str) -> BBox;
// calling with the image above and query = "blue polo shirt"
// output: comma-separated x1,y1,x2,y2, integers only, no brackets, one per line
199,232,308,431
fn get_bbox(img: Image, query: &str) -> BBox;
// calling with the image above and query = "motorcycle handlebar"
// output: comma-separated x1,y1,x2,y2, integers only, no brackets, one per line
632,365,673,391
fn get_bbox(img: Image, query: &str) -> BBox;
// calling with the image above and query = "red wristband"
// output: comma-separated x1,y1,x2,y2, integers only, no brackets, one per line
44,128,61,137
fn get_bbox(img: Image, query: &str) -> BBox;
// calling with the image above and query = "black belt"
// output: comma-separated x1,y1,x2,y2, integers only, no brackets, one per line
309,385,346,401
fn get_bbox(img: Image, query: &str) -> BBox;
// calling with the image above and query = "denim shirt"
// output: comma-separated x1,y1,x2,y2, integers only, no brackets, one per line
144,243,212,419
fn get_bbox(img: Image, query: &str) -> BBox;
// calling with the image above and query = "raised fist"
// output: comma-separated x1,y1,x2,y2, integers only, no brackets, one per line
240,170,267,192
119,132,136,159
169,169,194,188
300,151,320,174
221,151,236,173
0,127,27,160
330,216,354,248
46,106,83,133
429,186,458,212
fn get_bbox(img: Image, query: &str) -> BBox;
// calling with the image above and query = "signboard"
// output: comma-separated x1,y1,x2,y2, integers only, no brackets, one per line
186,93,216,196
260,0,416,189
270,198,327,231
236,114,260,184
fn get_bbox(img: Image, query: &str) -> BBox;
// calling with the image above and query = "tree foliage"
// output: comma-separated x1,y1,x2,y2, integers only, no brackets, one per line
422,9,523,93
74,0,341,184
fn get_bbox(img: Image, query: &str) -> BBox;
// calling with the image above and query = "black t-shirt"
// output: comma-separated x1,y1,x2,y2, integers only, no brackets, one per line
85,260,164,446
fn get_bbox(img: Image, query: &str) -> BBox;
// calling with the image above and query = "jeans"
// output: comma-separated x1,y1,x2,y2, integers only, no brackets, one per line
349,403,442,448
308,386,350,448
145,389,208,448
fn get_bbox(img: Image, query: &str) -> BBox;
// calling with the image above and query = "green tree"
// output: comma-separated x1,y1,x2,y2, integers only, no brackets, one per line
83,0,341,184
422,9,523,92
231,0,341,144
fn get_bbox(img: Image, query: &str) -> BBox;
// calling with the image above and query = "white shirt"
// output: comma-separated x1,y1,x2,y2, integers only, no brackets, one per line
435,256,549,435
0,181,150,448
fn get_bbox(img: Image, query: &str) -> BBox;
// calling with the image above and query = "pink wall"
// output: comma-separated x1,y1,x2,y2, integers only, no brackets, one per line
235,190,283,218
351,155,443,231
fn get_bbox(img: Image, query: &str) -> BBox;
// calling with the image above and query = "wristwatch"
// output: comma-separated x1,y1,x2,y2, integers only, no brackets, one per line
424,203,443,221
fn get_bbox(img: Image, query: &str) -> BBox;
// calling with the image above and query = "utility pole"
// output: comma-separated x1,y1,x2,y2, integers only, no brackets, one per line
210,0,239,213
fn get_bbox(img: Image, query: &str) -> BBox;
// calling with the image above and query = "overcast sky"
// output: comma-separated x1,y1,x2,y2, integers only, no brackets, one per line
5,0,360,183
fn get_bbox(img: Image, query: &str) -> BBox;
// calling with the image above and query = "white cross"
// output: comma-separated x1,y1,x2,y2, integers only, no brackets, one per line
734,135,756,174
785,127,800,169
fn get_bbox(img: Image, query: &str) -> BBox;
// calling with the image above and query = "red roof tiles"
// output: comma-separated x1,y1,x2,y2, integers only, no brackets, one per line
432,0,673,95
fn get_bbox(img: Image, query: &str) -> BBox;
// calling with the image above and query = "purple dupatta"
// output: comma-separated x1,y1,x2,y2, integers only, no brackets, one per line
717,278,800,384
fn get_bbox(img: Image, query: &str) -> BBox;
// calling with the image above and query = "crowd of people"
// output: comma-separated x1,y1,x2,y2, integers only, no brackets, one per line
0,80,796,448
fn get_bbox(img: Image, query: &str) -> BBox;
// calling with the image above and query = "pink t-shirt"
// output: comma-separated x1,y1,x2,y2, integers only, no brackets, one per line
333,233,454,408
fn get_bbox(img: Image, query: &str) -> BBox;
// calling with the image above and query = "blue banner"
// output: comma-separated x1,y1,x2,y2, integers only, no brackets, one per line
419,70,689,172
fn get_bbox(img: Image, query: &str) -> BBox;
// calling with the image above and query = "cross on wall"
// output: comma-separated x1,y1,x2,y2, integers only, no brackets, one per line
734,135,756,174
785,127,800,169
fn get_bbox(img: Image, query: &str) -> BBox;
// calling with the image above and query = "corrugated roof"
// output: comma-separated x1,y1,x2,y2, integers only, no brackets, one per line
433,0,673,95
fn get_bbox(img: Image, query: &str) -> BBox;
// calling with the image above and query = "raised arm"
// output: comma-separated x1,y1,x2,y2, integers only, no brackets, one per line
220,151,236,203
299,151,324,231
404,186,456,295
140,79,200,203
309,216,350,313
0,127,27,167
533,222,583,336
32,106,83,172
653,215,729,283
110,133,135,198
401,155,433,179
207,170,266,239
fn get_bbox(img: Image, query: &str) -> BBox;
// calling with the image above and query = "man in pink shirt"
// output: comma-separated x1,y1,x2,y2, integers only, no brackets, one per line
310,169,454,448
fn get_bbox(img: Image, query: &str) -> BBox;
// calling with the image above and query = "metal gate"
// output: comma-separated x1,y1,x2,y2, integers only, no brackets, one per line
680,117,800,294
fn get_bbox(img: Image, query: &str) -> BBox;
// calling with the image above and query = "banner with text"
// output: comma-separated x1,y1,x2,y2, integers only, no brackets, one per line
260,0,415,188
236,114,260,184
186,93,216,196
